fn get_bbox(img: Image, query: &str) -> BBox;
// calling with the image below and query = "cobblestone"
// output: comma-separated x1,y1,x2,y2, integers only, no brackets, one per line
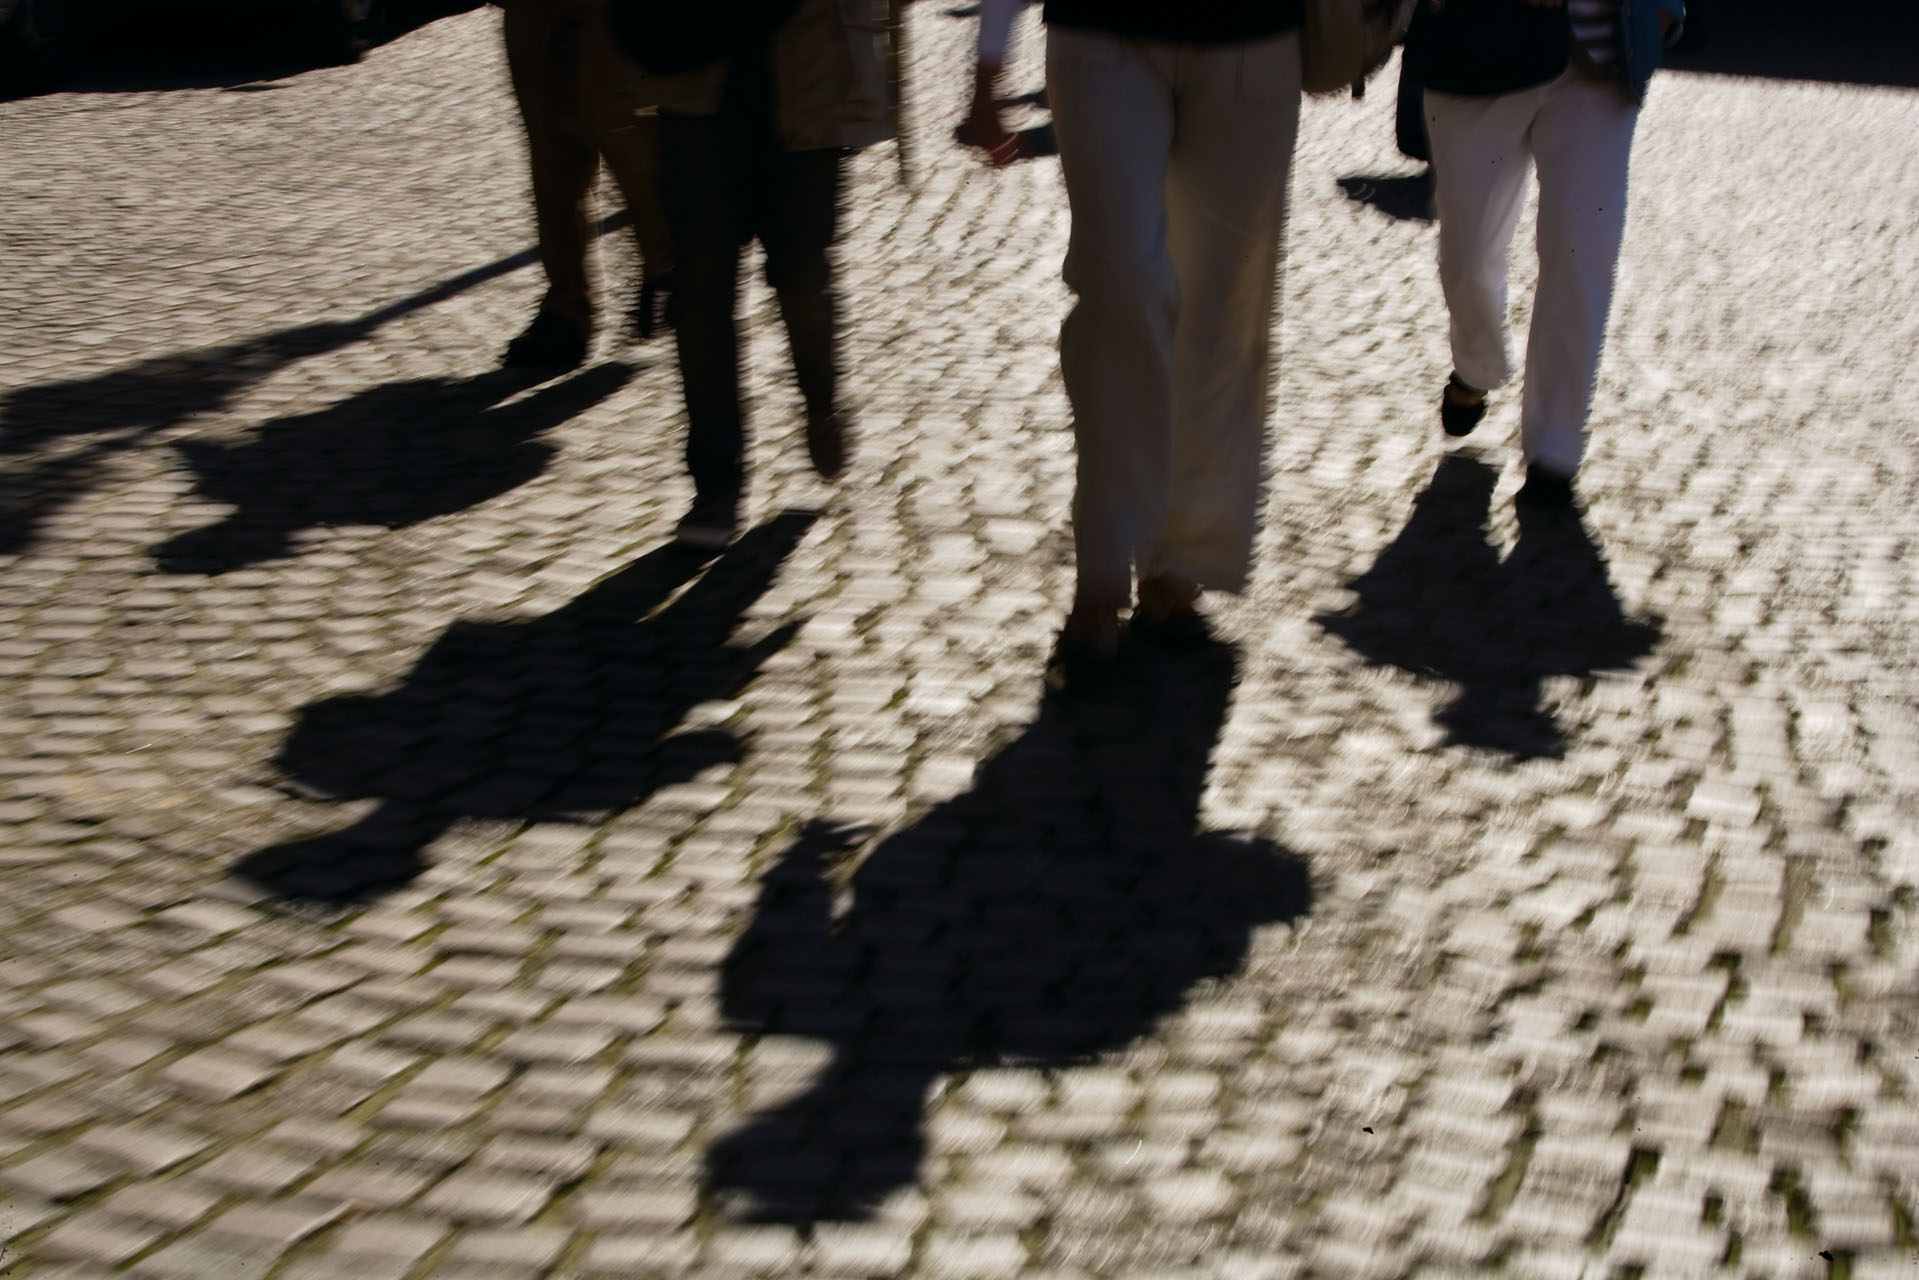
2,4,1918,1277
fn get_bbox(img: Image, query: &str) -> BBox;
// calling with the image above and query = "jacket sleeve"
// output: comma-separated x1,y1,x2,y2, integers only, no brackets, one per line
1656,0,1685,46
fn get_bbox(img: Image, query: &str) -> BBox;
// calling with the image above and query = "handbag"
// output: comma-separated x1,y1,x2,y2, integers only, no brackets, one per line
1301,0,1415,96
1401,0,1571,96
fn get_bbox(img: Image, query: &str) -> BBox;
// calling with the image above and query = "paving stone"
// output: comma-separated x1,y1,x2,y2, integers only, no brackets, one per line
157,1048,279,1101
417,1169,560,1224
72,1121,213,1175
0,1148,125,1201
34,1210,170,1265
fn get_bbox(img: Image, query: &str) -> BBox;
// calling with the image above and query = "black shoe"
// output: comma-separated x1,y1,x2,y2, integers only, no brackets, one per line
1129,604,1212,653
1516,462,1577,511
1043,610,1121,695
804,405,850,482
674,494,740,550
1440,373,1487,438
1129,575,1211,653
634,272,675,342
504,310,588,372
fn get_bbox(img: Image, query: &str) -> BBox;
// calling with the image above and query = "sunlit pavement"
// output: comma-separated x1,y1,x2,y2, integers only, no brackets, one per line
2,8,1918,1277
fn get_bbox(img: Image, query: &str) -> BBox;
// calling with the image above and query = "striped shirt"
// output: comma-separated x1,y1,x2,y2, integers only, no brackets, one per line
1568,0,1621,66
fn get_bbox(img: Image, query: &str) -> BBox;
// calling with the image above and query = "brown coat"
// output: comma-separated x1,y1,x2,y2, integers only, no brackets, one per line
637,0,893,151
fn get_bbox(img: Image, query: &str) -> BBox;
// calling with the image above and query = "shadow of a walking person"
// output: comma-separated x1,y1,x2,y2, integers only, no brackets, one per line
153,363,629,573
0,212,632,557
709,640,1313,1224
1315,454,1661,759
232,511,817,904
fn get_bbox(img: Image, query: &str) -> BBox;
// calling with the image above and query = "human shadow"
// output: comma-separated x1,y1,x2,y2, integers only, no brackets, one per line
1662,0,1919,89
1316,454,1660,760
1336,171,1432,223
0,210,630,556
1008,121,1056,161
232,512,816,903
153,363,629,573
15,1,484,98
709,640,1313,1223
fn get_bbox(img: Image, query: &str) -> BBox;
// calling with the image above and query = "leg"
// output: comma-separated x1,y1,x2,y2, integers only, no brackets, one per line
503,0,600,342
1046,26,1179,631
760,147,847,477
660,109,750,509
1520,72,1639,479
583,1,674,303
1424,84,1539,395
1146,31,1302,598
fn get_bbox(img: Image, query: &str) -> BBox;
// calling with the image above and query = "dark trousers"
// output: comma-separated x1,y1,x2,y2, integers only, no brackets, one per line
502,0,672,334
660,58,844,503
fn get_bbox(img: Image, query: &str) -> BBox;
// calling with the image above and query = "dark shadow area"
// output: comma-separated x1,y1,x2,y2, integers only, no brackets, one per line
1316,454,1660,760
1337,171,1432,223
232,512,817,904
11,0,483,98
709,640,1313,1223
0,210,629,556
1007,121,1056,161
153,363,629,573
1662,0,1919,89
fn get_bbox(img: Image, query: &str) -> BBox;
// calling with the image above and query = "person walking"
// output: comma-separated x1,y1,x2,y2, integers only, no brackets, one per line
1040,0,1305,689
500,0,675,372
1407,0,1683,508
617,0,892,550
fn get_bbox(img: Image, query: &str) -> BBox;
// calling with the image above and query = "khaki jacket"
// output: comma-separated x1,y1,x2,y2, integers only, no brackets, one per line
639,0,893,151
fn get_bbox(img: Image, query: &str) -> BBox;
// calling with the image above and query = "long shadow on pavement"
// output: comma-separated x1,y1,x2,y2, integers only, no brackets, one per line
154,363,629,573
709,640,1312,1223
233,512,816,903
1337,170,1433,224
1317,454,1660,759
0,211,630,556
1662,0,1919,90
12,1,484,98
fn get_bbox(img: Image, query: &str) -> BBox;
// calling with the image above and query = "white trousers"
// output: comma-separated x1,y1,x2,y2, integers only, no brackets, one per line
1047,27,1302,602
1425,67,1639,477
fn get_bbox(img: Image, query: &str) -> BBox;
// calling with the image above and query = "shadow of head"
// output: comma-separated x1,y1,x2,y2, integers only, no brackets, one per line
707,640,1313,1222
151,363,629,574
231,511,818,904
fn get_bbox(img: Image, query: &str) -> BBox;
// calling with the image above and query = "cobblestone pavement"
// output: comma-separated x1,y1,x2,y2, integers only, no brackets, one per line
3,7,1919,1278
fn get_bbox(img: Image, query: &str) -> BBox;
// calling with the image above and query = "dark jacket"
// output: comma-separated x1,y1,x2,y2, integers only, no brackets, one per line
1405,0,1683,105
628,0,893,151
1043,0,1303,44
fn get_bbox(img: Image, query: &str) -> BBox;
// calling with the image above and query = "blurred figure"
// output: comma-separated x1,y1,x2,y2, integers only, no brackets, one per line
501,0,675,371
1405,0,1683,509
954,0,1033,164
1041,2,1305,690
632,0,892,550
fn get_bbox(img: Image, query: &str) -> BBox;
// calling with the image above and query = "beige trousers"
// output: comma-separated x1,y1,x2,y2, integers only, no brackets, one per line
1047,26,1302,603
1426,67,1640,477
